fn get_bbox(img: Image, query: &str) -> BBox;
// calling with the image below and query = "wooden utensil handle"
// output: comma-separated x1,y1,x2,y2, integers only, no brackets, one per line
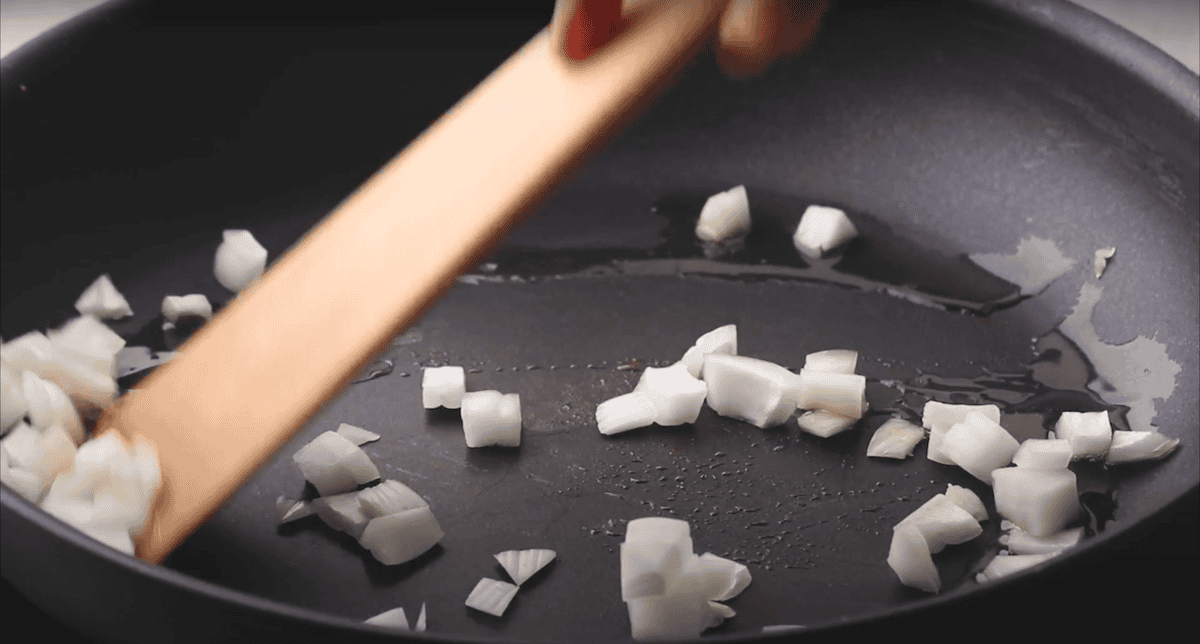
108,0,730,564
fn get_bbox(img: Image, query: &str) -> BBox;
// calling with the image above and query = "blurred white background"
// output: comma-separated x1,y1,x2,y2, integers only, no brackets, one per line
1,0,1198,72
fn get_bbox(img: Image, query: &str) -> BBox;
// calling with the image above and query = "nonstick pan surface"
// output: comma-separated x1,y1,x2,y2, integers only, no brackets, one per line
2,1,1197,642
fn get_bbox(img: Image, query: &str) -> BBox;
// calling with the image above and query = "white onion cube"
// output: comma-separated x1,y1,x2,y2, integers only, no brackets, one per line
626,517,692,545
999,524,1082,555
702,354,800,428
975,553,1054,583
886,523,940,593
1,465,44,502
621,540,689,601
597,392,658,436
634,364,707,426
992,468,1078,537
335,422,380,445
627,593,708,642
161,294,213,322
866,418,925,458
695,185,750,243
1012,438,1072,470
1,421,42,470
275,496,314,523
292,431,381,496
796,368,866,419
22,372,83,444
494,548,556,585
465,578,520,617
922,402,1001,465
461,390,521,447
422,366,466,410
312,490,370,538
803,349,858,374
941,411,1020,484
358,505,444,565
944,484,987,522
677,324,737,378
214,229,268,292
1054,411,1111,460
670,552,751,601
364,607,408,629
1106,431,1180,464
796,410,856,438
31,425,77,483
358,479,428,519
74,274,133,320
896,494,982,553
793,205,857,258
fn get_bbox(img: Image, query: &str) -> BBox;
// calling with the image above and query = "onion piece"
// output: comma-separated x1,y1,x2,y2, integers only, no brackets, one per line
214,229,268,292
1,361,28,433
941,411,1020,484
695,185,750,243
626,516,692,546
796,410,856,438
30,425,77,484
1,421,42,470
596,391,658,436
792,205,858,258
626,593,708,642
335,422,380,446
275,496,314,523
866,418,925,458
944,484,987,522
494,548,556,585
1054,411,1112,460
292,431,380,496
702,354,801,429
1011,438,1072,470
358,479,428,519
461,390,522,447
422,366,466,410
634,364,707,426
415,603,427,632
677,324,737,378
896,493,982,553
621,540,689,601
922,402,1001,465
680,552,751,601
465,578,520,617
311,490,370,538
74,274,133,320
991,467,1078,537
22,371,84,444
1106,430,1179,464
886,523,940,593
48,315,126,374
999,523,1083,555
79,524,136,556
161,294,213,322
975,553,1054,583
364,607,409,629
803,349,858,374
796,369,865,420
358,505,444,565
705,601,735,629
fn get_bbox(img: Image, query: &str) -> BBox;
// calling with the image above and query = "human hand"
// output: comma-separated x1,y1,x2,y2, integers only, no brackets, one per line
553,0,831,76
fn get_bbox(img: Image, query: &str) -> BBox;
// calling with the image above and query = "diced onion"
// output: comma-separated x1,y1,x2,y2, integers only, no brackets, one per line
944,484,987,522
415,603,426,632
292,431,380,496
364,607,409,629
634,364,707,426
22,371,84,444
796,369,865,420
1106,430,1179,464
626,517,693,546
30,425,77,484
494,548,556,585
941,411,1020,485
695,185,750,243
357,479,428,519
1011,438,1072,470
999,524,1082,555
2,421,43,471
792,205,857,258
461,390,522,447
214,229,268,292
621,540,689,601
596,392,658,436
677,325,737,378
705,601,735,629
975,553,1054,583
358,505,444,565
275,496,315,523
886,523,940,593
796,410,856,438
1054,411,1111,460
627,593,709,642
702,354,800,429
422,366,466,410
311,490,370,538
161,294,213,322
335,422,380,446
803,349,857,374
896,494,982,553
866,418,925,458
74,274,133,320
922,402,1001,465
465,578,520,617
991,468,1078,538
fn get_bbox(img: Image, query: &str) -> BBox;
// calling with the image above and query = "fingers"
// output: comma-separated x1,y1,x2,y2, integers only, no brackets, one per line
554,0,626,61
717,0,830,77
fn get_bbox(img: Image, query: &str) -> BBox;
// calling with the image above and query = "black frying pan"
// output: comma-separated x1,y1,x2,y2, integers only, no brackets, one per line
2,1,1196,642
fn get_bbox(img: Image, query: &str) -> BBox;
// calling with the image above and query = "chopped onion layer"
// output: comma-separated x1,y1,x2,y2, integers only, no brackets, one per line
796,369,865,420
495,548,556,585
992,468,1078,538
866,418,925,458
422,366,466,410
358,479,428,519
1106,430,1178,464
677,324,737,378
634,364,707,426
335,422,380,446
358,505,444,565
975,553,1054,583
941,411,1020,484
695,185,750,243
1011,438,1072,470
803,349,858,374
75,274,133,320
896,494,982,553
702,354,800,428
214,229,268,292
944,484,987,522
999,523,1082,555
292,431,380,496
311,490,370,538
1054,411,1111,460
461,390,521,447
465,578,520,617
796,410,856,438
596,392,658,436
22,371,84,444
922,402,1001,465
886,523,940,593
364,607,409,629
275,496,314,523
792,205,858,258
161,294,213,322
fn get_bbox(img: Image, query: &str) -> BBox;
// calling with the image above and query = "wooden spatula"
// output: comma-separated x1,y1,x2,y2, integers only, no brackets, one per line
99,0,731,564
